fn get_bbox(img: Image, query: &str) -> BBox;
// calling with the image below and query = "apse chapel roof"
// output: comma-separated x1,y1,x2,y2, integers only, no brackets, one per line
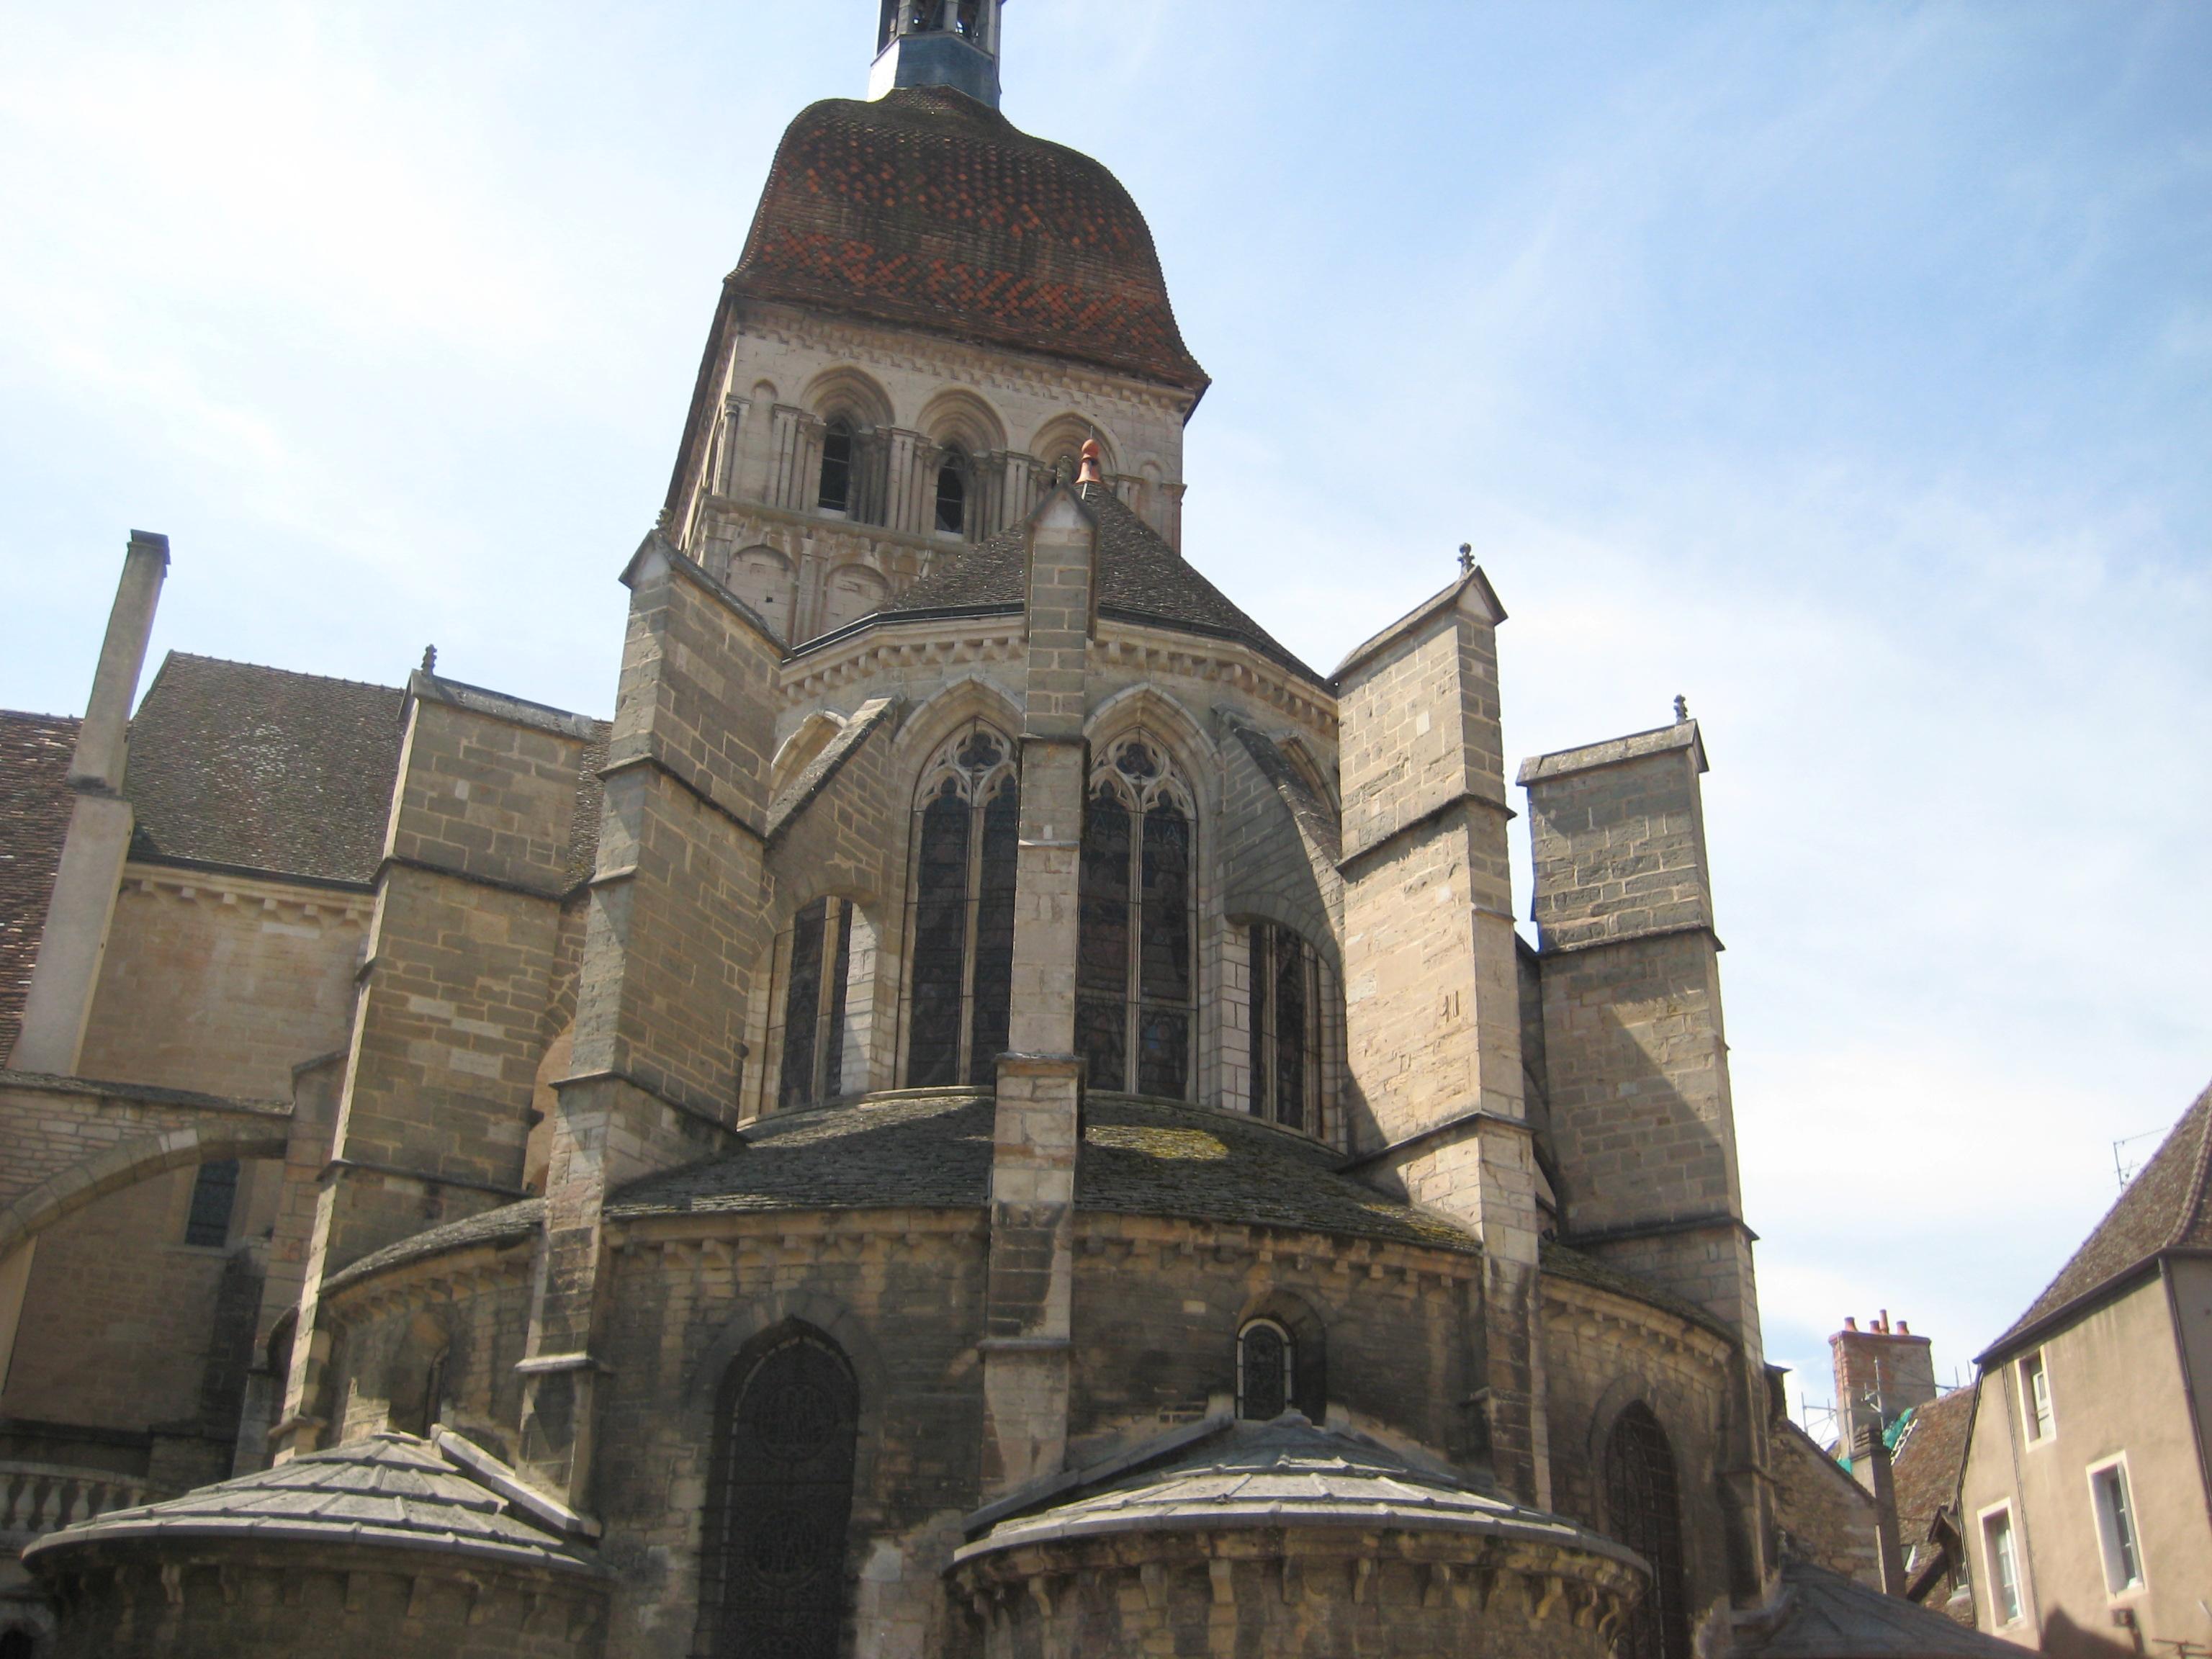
856,481,1324,685
732,86,1208,394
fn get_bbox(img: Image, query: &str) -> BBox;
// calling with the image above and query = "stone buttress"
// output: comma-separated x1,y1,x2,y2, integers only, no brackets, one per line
1518,719,1775,1593
1331,568,1550,1506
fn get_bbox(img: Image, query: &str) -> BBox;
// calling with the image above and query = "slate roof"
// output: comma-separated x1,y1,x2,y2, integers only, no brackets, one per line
125,653,407,885
870,482,1323,685
732,87,1207,394
1539,1237,1735,1341
0,711,79,1061
1984,1081,2212,1358
604,1092,1480,1254
323,1199,544,1297
1888,1390,1972,1552
957,1413,1641,1566
22,1430,598,1575
1723,1560,2018,1659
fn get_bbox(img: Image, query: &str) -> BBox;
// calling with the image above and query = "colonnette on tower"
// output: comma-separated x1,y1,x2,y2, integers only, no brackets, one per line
0,6,2000,1658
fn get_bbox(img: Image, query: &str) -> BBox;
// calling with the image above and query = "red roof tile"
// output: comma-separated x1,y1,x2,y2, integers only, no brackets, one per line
0,711,80,1061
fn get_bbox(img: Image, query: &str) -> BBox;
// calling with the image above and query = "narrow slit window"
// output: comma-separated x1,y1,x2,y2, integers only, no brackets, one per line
778,898,860,1110
903,723,1019,1088
1076,734,1195,1099
935,450,968,535
184,1159,240,1248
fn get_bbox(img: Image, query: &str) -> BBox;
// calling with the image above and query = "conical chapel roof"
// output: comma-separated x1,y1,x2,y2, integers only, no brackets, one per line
731,86,1208,394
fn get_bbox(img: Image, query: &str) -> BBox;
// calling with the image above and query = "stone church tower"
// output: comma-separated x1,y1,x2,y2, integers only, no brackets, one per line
0,8,1967,1658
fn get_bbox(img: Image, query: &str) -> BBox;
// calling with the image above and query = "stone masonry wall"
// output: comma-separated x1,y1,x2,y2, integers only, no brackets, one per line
1767,1417,1881,1587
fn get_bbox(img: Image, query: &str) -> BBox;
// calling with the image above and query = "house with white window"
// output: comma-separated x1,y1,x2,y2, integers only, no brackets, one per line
1959,1082,2212,1655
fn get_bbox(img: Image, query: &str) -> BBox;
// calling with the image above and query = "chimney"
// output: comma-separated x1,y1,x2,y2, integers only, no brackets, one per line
1830,1310,1938,1474
1851,1421,1907,1594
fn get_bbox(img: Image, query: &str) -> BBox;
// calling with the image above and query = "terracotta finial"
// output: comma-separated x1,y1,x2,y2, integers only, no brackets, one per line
1076,438,1104,486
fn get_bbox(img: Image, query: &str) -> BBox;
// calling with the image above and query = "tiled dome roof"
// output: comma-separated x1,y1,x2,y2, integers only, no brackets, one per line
732,87,1208,394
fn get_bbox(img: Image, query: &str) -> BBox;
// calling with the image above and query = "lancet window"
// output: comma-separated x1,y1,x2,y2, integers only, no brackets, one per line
934,448,968,536
779,897,863,1110
698,1329,859,1659
1246,922,1323,1133
1236,1319,1292,1421
1076,733,1195,1098
904,722,1020,1087
1604,1403,1691,1659
184,1158,240,1248
817,418,855,513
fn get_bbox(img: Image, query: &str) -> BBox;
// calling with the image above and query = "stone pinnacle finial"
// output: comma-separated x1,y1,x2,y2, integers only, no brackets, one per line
422,645,438,675
1076,438,1104,487
1457,543,1474,576
1674,694,1689,724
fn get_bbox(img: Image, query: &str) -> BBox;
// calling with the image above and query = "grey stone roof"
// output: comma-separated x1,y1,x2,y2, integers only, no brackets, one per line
956,1414,1641,1567
322,1199,544,1296
22,1430,598,1576
125,652,406,885
1986,1079,2212,1358
871,484,1323,685
1539,1238,1734,1341
604,1093,1482,1255
1722,1560,2019,1659
0,711,78,1059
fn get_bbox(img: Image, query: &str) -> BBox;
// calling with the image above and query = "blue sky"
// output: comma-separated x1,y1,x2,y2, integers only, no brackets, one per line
2,1,2206,1420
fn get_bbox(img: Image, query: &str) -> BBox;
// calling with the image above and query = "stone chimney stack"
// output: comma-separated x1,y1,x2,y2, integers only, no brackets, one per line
1850,1420,1907,1593
10,531,168,1075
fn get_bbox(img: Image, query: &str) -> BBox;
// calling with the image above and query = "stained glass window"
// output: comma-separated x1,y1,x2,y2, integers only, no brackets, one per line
780,898,858,1110
1077,734,1195,1099
904,723,1020,1087
700,1331,858,1659
1604,1403,1690,1659
1246,923,1323,1132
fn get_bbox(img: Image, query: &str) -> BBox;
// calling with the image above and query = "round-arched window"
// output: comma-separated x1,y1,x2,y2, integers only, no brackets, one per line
1237,1320,1293,1421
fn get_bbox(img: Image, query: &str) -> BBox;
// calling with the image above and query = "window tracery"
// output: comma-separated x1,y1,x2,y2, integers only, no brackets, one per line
1237,1319,1292,1421
1246,922,1322,1133
699,1331,859,1659
1077,733,1195,1098
1604,1403,1690,1659
904,722,1020,1087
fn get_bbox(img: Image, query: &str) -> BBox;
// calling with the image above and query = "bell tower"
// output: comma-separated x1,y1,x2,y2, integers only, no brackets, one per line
870,0,1005,108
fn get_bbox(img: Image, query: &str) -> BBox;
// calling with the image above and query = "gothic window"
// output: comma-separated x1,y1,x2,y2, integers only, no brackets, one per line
699,1330,859,1659
1237,1320,1292,1421
1246,922,1322,1133
904,723,1020,1088
935,448,968,536
1604,1403,1691,1659
780,898,860,1110
817,418,855,513
1077,734,1195,1098
184,1158,240,1247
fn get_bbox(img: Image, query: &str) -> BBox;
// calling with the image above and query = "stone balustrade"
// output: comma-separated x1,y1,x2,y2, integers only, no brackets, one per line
0,1462,158,1547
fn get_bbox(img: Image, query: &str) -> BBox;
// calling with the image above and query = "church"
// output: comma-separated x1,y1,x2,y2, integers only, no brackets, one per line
0,6,2006,1656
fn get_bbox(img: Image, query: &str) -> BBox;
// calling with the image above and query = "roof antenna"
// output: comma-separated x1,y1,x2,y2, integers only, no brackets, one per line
1457,542,1474,576
421,645,438,675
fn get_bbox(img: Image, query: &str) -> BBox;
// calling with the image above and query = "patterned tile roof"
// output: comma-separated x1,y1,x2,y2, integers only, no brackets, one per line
733,87,1208,394
603,1092,1480,1254
22,1430,598,1575
1984,1079,2212,1357
873,482,1323,684
125,653,406,885
0,711,78,1061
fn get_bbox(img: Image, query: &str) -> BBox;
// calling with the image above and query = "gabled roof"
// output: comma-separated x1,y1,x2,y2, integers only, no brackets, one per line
125,653,407,886
0,711,80,1059
866,480,1323,685
732,87,1208,394
1888,1390,1972,1552
1983,1081,2212,1359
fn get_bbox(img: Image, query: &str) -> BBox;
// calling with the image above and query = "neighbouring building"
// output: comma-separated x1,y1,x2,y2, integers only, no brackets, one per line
1957,1082,2212,1657
0,6,2028,1658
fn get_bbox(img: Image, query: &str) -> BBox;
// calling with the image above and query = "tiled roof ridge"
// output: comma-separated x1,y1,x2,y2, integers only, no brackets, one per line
155,648,403,698
1985,1081,2212,1356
